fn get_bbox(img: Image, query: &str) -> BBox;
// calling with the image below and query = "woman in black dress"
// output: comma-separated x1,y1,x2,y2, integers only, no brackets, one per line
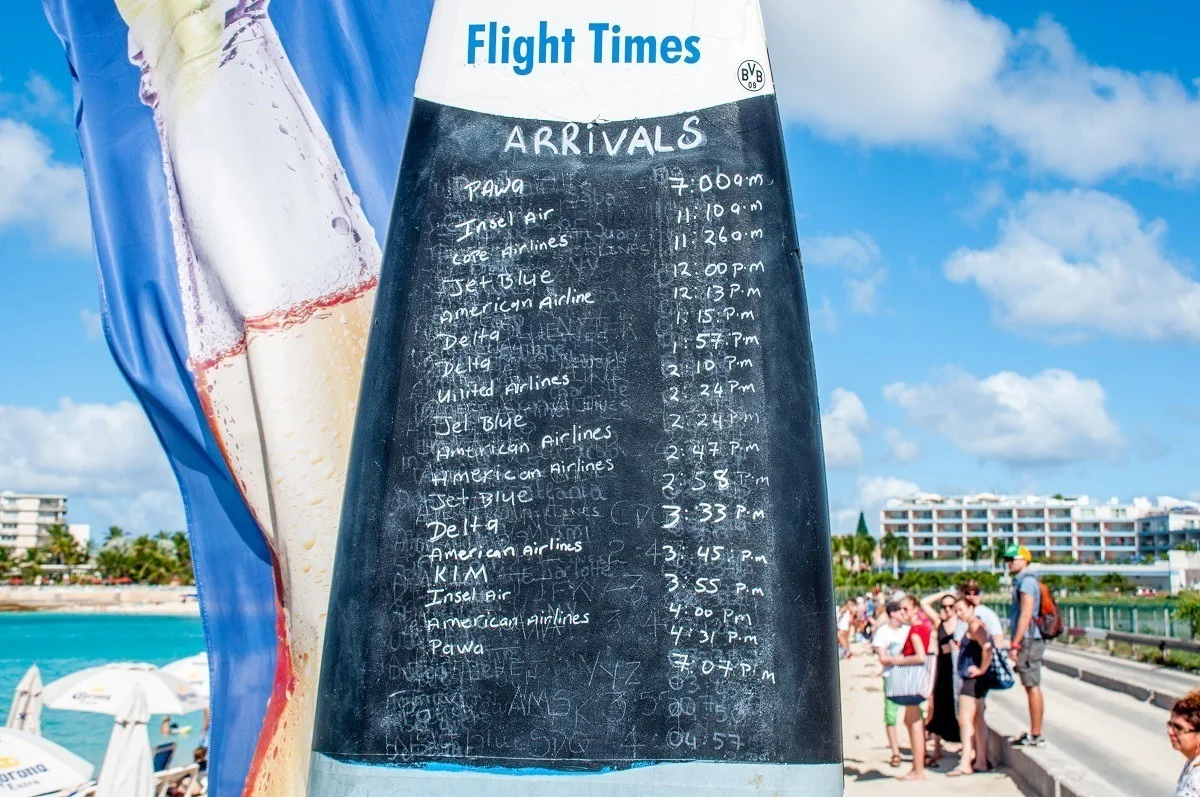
924,592,962,764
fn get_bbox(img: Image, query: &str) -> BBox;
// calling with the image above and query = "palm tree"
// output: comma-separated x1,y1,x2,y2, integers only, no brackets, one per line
966,538,987,568
853,533,877,573
880,532,908,577
19,547,45,582
168,532,194,584
105,526,125,543
44,525,87,580
828,535,847,571
128,535,177,584
0,545,13,580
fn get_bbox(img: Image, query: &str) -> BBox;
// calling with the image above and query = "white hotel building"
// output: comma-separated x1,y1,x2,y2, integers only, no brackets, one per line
1138,505,1200,558
880,493,1144,564
0,492,89,556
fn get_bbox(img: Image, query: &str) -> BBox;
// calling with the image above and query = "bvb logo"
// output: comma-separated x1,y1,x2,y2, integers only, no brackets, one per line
738,60,766,92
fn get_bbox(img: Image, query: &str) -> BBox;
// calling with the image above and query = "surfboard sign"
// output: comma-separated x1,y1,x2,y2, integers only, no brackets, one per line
310,1,842,794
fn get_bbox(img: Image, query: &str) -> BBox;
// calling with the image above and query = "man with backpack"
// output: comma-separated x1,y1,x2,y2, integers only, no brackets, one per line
1005,543,1063,748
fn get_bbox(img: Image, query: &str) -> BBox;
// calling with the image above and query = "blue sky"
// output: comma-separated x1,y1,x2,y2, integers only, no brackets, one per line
0,0,1197,538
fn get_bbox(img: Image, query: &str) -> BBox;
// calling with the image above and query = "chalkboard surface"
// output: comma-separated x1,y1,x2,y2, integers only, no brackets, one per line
313,94,840,771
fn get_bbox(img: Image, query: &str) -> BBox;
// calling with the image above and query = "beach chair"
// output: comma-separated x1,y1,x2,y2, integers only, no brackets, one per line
153,740,176,771
154,762,201,796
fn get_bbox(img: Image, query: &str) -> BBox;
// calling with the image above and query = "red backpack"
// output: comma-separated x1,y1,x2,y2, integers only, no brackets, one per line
1036,580,1065,639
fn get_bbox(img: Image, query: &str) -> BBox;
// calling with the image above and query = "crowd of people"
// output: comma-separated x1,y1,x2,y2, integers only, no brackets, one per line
836,544,1048,781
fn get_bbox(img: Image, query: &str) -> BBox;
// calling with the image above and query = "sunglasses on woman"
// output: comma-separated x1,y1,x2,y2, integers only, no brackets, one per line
1168,720,1197,735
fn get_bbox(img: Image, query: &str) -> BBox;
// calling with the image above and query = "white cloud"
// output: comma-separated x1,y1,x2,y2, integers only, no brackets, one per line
822,388,870,469
832,475,922,536
960,180,1009,226
945,189,1200,342
0,399,184,533
763,2,1200,181
847,270,886,314
80,309,103,341
20,74,69,121
801,232,886,314
0,72,69,121
765,0,1008,146
884,367,1126,466
0,119,92,254
802,233,881,271
812,296,838,333
85,491,185,537
885,428,921,463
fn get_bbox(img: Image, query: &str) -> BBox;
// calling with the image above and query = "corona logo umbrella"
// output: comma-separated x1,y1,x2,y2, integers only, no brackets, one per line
162,653,209,701
0,727,94,797
4,665,43,736
42,663,205,716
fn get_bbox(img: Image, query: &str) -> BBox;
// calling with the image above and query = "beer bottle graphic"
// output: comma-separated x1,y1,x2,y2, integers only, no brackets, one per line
115,1,380,793
312,1,842,795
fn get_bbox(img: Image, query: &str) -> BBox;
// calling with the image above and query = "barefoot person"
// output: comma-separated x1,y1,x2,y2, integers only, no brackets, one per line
894,596,933,781
872,602,909,768
948,597,992,777
921,591,962,766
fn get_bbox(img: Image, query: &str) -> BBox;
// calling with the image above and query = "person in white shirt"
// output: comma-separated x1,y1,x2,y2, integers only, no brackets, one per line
872,602,910,768
961,579,1005,646
1170,690,1200,796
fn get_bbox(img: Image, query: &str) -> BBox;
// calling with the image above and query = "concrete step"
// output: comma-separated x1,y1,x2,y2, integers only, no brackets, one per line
1045,645,1200,709
986,666,1180,796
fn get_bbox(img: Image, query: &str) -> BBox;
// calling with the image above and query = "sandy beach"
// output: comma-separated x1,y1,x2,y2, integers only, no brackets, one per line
0,585,201,615
841,644,1024,795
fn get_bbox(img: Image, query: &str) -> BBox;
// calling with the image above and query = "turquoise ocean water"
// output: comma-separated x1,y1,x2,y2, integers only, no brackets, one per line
0,613,207,767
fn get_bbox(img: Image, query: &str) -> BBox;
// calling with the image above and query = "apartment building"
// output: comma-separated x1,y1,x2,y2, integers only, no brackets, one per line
0,492,69,555
1138,505,1200,558
880,493,1141,564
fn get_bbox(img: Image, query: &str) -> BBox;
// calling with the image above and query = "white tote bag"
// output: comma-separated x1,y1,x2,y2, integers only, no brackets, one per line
885,654,937,706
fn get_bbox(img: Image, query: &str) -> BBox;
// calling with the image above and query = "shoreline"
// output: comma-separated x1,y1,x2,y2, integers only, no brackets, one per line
0,586,202,616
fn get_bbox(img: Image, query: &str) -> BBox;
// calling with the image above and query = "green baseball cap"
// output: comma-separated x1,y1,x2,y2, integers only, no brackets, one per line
1003,544,1031,561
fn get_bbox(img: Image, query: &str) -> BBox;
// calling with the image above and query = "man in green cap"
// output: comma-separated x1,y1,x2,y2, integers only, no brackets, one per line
1005,543,1045,747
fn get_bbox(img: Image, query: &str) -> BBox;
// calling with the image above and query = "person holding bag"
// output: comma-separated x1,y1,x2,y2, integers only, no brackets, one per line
872,601,910,768
888,596,935,781
948,597,994,776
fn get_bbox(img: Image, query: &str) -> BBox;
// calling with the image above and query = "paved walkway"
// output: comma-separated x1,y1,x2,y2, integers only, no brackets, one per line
1046,644,1200,703
988,658,1182,795
840,648,1024,795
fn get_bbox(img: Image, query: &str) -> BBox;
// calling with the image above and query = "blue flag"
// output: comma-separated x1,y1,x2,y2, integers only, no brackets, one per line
40,2,433,793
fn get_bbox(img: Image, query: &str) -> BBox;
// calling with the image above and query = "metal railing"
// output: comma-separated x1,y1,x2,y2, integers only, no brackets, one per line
985,601,1189,640
1064,626,1200,656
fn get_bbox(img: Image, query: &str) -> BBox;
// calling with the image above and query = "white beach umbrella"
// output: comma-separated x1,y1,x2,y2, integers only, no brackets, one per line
42,663,205,716
0,727,94,797
5,665,43,735
162,653,209,700
94,685,154,797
